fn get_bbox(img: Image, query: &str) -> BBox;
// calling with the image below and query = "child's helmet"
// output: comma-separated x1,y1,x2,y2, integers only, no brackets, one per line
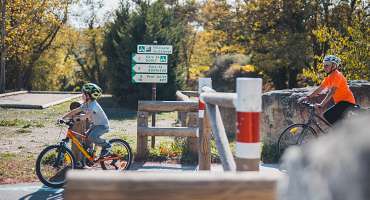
323,55,341,66
82,83,102,100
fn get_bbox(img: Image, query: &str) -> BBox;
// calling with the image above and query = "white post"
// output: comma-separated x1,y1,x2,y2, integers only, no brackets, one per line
235,78,262,171
198,78,212,118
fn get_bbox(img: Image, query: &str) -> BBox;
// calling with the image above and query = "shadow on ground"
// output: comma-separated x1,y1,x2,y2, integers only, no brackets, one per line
19,186,64,200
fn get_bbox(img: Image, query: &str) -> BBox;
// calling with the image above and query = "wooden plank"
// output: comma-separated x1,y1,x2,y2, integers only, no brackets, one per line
176,91,190,101
198,108,211,170
206,103,236,171
201,92,236,108
176,91,189,127
179,90,198,97
186,112,198,154
138,101,198,112
136,111,149,160
138,127,198,137
65,171,279,200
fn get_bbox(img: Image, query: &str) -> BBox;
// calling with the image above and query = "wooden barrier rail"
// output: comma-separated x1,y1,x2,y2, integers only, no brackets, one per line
136,100,198,160
198,86,237,171
138,100,198,112
65,171,280,200
138,127,198,137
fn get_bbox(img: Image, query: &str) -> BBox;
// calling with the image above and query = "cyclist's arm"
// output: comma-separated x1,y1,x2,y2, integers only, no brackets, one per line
307,86,324,99
318,86,337,107
62,107,83,120
77,111,92,121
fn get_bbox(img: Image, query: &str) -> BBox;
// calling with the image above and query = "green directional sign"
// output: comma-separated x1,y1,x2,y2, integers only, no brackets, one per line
132,64,167,73
132,73,168,83
132,53,168,64
137,45,173,54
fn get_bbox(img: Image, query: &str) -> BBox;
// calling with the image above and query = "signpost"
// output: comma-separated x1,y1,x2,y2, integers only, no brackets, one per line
137,44,173,54
132,54,168,64
132,42,173,148
132,74,168,83
132,64,167,74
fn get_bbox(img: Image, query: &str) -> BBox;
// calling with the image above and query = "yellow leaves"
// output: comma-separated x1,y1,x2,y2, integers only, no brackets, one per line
5,0,69,54
189,65,210,80
241,64,256,72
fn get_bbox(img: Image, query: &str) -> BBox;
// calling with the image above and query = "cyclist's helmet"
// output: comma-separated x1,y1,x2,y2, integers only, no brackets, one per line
82,83,102,100
323,55,341,66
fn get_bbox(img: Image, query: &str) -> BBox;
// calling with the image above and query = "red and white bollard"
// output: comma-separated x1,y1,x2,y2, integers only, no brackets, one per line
198,78,212,118
235,78,262,171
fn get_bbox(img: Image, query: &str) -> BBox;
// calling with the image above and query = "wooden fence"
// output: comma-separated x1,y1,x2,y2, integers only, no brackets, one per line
136,100,198,160
65,79,280,200
65,170,279,200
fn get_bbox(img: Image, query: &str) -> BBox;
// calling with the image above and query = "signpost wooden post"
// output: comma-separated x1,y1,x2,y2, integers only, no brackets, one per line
132,43,173,149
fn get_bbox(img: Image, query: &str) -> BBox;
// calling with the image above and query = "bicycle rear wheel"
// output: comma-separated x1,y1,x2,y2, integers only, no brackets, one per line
35,145,76,188
277,124,317,158
100,139,133,170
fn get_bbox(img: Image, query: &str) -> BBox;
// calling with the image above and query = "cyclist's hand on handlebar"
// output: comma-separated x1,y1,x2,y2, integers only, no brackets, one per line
298,96,309,103
57,118,65,124
314,103,323,109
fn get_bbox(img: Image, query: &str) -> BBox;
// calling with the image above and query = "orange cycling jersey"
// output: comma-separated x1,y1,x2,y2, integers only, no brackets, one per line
320,70,356,104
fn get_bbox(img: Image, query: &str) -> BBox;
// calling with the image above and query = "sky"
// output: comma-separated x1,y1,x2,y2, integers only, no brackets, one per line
68,0,121,28
68,0,238,28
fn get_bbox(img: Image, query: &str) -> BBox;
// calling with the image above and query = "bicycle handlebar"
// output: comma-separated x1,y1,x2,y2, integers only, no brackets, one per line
58,119,74,127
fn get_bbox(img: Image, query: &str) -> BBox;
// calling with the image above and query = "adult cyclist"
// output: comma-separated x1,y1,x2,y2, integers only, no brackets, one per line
299,55,356,125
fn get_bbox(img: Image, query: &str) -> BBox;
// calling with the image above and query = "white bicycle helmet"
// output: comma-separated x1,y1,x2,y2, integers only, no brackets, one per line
323,55,341,66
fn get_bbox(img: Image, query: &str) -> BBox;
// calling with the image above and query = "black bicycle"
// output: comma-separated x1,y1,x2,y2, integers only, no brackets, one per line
277,102,332,158
277,101,369,158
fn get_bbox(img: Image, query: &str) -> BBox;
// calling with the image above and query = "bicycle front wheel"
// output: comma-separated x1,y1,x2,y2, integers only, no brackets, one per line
35,145,76,188
100,139,133,170
277,124,317,158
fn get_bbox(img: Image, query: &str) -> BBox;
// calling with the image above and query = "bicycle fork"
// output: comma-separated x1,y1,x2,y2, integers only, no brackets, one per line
53,140,68,168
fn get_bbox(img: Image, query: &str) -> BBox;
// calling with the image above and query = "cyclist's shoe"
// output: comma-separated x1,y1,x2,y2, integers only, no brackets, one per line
100,146,112,158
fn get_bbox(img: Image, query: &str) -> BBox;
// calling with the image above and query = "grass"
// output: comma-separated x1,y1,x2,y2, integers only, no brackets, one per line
0,152,37,184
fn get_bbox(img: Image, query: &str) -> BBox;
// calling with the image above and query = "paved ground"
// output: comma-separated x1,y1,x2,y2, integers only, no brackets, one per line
0,92,81,109
0,162,281,200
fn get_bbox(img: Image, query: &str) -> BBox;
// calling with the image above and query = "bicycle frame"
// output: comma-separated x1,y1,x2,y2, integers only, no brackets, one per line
305,106,332,134
65,128,120,163
66,129,95,161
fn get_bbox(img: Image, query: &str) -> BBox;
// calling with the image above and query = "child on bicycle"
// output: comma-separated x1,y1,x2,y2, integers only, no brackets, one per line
61,83,111,158
299,55,356,125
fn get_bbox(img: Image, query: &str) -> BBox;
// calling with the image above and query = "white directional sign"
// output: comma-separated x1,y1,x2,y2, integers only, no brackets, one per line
137,45,173,54
132,73,168,83
132,53,168,64
132,64,167,73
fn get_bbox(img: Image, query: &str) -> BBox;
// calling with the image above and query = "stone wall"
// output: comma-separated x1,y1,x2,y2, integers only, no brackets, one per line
218,80,370,144
261,80,370,143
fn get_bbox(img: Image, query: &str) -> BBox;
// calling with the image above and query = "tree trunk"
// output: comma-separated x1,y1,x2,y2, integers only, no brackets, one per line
288,67,298,89
0,0,6,93
271,68,287,90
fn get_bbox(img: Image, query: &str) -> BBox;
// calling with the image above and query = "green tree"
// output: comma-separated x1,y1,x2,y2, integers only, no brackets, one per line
103,0,188,106
2,0,72,90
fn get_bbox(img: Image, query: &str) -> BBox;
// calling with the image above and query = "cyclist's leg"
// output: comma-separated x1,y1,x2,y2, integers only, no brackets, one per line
323,101,355,125
88,125,111,149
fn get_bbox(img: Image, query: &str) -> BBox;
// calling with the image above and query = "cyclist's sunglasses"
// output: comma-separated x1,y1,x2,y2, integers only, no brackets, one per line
323,62,332,67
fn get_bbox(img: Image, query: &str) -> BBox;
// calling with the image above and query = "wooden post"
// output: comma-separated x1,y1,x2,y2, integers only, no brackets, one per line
186,112,198,155
197,78,212,170
235,78,262,171
198,107,211,170
65,171,280,200
136,111,148,161
71,117,89,162
207,103,236,171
